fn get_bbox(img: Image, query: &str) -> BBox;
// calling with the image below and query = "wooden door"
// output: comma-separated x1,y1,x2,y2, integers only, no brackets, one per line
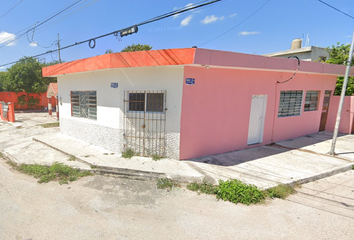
319,90,331,132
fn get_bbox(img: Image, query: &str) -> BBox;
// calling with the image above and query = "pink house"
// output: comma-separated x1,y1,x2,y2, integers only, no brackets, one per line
43,48,354,160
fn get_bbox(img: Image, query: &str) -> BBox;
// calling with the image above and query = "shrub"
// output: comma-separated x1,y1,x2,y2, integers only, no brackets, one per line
216,179,265,205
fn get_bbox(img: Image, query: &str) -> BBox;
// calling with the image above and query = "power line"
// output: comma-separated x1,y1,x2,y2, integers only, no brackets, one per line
317,0,354,20
199,0,271,46
0,0,84,49
0,0,24,20
0,0,99,52
0,0,222,68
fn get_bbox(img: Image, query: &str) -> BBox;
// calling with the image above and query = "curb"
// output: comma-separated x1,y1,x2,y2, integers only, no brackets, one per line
33,137,202,183
283,163,354,189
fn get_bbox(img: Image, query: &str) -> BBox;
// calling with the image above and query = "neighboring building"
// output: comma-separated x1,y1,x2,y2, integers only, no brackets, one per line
264,38,330,62
42,48,353,160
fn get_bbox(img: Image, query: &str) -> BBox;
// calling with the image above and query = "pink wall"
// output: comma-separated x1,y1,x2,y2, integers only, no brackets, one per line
179,66,337,159
326,96,354,134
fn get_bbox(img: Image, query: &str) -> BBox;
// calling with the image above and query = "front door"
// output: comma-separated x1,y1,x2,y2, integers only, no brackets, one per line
319,90,331,132
247,95,267,145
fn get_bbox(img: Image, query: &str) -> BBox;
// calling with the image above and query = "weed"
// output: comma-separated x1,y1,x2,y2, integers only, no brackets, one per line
0,152,3,158
16,162,92,184
216,179,265,205
152,155,163,161
68,155,76,161
156,178,180,190
37,122,59,128
122,148,135,159
266,184,296,199
187,181,218,195
6,160,17,168
352,165,354,170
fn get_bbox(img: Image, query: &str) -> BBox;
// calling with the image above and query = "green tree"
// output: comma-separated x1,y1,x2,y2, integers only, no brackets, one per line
3,56,57,93
105,49,114,54
0,71,7,91
325,43,354,95
121,44,152,52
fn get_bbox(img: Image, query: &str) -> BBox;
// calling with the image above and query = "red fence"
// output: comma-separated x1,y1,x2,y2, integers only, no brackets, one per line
0,92,56,110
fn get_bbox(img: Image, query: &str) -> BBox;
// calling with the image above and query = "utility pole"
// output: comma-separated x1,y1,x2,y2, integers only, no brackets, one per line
329,27,354,155
57,33,62,63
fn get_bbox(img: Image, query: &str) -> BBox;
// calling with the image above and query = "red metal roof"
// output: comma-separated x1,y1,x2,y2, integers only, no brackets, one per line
42,48,353,77
43,48,196,77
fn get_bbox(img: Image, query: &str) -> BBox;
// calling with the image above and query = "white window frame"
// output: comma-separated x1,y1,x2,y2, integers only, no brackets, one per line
127,91,166,114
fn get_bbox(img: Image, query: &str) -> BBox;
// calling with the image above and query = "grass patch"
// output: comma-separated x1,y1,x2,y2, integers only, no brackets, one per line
152,154,163,161
0,152,3,159
217,179,265,205
187,181,218,195
121,148,135,159
186,179,297,205
13,161,92,184
68,155,76,161
37,122,59,128
156,178,180,190
352,165,354,170
266,184,296,199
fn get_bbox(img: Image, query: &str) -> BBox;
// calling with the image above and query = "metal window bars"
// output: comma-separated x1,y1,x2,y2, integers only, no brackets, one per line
123,90,167,157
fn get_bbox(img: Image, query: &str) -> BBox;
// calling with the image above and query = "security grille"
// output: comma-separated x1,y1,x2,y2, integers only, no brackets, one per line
71,91,97,120
123,90,167,157
304,90,319,111
278,90,303,117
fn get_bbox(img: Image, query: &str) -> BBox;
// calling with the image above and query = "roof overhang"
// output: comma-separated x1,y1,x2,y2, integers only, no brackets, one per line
42,48,353,78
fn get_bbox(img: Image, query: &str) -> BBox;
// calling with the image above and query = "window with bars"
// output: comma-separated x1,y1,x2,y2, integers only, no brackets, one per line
304,90,319,111
129,92,164,112
278,90,303,117
71,91,97,120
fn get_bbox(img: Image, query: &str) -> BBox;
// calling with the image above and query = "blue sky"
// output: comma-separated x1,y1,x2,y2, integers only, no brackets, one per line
0,0,353,69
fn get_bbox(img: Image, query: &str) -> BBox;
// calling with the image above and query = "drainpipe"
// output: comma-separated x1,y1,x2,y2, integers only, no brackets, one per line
329,27,354,155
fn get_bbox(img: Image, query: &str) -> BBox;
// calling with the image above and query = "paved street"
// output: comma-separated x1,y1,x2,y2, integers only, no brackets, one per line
0,156,353,240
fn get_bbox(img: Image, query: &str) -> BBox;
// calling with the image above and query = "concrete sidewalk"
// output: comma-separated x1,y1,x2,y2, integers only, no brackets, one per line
32,132,354,189
1,113,353,189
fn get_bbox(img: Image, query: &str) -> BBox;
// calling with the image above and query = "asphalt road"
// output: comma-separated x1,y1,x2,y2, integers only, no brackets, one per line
0,157,353,240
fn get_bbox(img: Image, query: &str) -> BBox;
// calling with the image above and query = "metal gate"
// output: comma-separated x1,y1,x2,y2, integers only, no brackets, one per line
123,90,167,157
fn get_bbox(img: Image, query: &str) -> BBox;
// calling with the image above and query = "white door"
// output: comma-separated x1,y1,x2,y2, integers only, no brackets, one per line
247,95,267,145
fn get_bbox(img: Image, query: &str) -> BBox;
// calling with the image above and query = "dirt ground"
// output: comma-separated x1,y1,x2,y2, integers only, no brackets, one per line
0,156,353,240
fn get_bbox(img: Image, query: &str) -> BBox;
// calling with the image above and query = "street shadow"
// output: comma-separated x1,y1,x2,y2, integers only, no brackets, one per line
186,132,348,167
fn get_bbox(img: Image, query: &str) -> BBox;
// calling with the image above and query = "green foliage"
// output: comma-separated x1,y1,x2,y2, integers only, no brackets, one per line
16,162,92,184
216,179,265,205
187,181,218,195
266,184,296,199
352,165,354,170
16,94,41,109
152,154,163,161
156,178,180,189
121,148,135,159
121,44,152,52
1,56,57,93
105,49,114,54
68,155,76,161
325,43,354,96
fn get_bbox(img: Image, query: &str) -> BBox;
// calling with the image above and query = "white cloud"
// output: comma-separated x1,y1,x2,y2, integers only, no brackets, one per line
0,31,16,46
201,15,225,24
29,42,38,47
229,13,237,18
181,15,193,26
173,3,201,19
238,31,261,36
